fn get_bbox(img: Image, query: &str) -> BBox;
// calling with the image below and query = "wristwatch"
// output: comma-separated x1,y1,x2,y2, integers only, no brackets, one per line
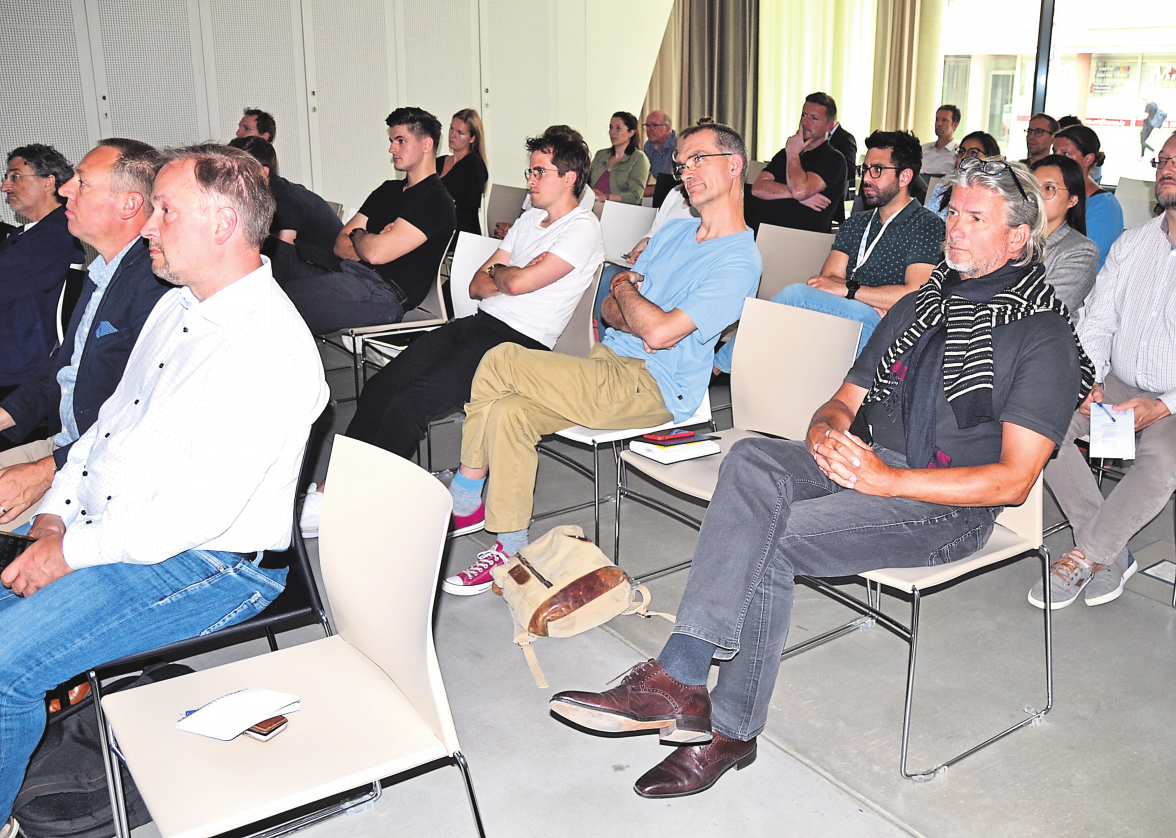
487,263,506,278
348,227,364,243
845,278,861,300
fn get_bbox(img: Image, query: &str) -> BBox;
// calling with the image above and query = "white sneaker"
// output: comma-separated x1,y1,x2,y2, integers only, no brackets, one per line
0,816,20,838
300,484,323,539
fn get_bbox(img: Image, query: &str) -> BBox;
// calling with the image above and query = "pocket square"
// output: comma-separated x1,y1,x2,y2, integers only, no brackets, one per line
94,320,118,338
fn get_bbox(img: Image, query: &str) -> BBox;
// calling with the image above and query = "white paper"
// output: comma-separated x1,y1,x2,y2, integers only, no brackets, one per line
1089,403,1135,460
629,439,721,464
176,687,301,741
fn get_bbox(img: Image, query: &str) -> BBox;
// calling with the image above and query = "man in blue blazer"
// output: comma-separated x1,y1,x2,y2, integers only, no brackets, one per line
0,139,170,529
0,145,85,396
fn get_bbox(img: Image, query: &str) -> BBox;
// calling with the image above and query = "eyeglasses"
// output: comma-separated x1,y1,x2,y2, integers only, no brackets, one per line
671,153,734,179
1026,127,1055,138
958,156,1029,202
1039,184,1068,198
956,146,986,159
856,163,900,178
1,172,36,184
1152,156,1176,170
524,167,554,180
642,122,669,129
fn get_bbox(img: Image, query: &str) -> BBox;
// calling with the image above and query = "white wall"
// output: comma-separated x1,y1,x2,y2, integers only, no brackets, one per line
0,0,672,224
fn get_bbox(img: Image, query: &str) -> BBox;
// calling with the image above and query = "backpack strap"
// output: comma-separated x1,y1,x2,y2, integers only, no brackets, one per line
623,584,676,623
519,639,549,689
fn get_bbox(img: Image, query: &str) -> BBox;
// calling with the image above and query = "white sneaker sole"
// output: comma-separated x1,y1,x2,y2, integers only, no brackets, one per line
442,577,493,596
448,520,486,539
1085,559,1138,606
1027,585,1083,611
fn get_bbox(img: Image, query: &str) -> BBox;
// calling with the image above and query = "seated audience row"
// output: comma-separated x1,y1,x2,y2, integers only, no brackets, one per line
591,112,651,206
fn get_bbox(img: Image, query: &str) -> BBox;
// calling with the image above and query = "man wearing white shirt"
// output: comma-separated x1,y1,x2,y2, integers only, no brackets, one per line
300,129,604,536
1031,131,1176,610
921,105,961,177
0,144,328,829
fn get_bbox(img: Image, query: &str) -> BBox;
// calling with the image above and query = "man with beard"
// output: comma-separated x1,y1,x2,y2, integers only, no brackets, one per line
550,156,1091,799
1029,131,1176,609
715,130,943,374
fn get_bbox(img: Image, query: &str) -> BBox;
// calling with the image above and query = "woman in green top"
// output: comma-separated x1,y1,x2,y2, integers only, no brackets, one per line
589,112,651,205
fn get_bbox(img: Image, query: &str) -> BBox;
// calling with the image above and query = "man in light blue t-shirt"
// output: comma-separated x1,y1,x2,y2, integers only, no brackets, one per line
440,124,761,596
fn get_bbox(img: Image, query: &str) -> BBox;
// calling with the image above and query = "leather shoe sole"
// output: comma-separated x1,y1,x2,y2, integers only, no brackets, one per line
550,696,711,743
634,734,757,798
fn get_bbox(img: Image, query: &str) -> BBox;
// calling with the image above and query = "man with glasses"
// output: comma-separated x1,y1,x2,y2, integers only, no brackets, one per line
922,104,961,176
299,129,604,540
550,155,1090,799
1031,132,1176,610
268,107,455,334
0,146,85,399
642,110,677,197
440,124,760,593
714,130,943,373
1021,113,1059,166
750,92,847,233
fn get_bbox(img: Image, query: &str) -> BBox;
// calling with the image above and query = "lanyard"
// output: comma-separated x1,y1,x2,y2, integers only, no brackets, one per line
852,199,912,281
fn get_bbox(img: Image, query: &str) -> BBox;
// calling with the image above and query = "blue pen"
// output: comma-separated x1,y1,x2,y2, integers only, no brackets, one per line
1096,402,1116,423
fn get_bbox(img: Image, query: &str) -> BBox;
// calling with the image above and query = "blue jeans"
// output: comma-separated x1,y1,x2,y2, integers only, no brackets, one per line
595,263,626,328
672,438,999,740
0,549,286,817
712,284,880,373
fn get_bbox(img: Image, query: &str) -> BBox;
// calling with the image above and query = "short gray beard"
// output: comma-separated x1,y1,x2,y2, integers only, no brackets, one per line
1157,182,1176,210
944,249,1006,278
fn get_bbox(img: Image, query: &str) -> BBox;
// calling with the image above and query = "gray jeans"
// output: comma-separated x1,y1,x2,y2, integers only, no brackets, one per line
673,437,1000,740
1044,372,1176,565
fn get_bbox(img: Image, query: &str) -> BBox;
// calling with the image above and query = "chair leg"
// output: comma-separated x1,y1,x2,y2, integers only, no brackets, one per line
591,440,600,545
614,450,624,562
265,626,279,652
352,335,364,397
88,671,132,838
454,751,488,838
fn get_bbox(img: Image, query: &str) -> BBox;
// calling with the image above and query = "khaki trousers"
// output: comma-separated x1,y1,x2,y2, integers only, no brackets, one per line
0,437,57,530
461,342,672,532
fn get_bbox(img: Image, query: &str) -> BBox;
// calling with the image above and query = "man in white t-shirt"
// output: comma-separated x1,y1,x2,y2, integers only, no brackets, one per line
921,104,960,176
300,128,604,536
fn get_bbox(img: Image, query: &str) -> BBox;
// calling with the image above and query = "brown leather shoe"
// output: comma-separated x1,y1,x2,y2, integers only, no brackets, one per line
550,659,712,743
634,732,757,798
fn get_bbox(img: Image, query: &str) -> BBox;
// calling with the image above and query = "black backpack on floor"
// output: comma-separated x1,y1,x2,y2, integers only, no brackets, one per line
15,661,194,838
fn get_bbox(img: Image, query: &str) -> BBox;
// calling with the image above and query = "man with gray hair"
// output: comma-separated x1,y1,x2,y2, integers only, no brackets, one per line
0,144,328,831
549,157,1093,799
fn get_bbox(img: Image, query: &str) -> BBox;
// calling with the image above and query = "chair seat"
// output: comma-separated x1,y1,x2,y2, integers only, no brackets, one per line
102,634,449,838
619,428,764,502
554,393,713,445
860,523,1037,593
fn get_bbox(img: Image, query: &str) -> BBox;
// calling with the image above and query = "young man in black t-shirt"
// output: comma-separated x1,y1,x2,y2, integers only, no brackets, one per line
749,92,847,233
267,107,456,335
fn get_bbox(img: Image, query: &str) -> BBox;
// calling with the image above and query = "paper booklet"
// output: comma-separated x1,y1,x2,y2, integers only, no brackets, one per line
176,688,301,741
629,439,721,464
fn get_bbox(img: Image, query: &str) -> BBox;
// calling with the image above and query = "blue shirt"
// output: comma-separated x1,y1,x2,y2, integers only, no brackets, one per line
55,238,137,446
1086,190,1124,272
603,218,761,421
644,130,678,178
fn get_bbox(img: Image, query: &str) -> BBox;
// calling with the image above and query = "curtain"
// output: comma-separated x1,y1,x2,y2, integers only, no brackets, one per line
757,0,878,160
870,0,921,131
643,0,760,158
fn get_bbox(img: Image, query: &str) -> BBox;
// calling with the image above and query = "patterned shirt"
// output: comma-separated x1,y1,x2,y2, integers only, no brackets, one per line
1079,214,1176,413
831,201,945,287
54,238,137,446
644,130,678,178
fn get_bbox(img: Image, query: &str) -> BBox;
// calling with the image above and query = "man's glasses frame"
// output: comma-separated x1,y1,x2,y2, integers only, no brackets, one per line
1,172,38,185
1152,156,1176,170
524,167,555,180
671,152,734,180
958,156,1029,202
1025,127,1056,138
856,163,900,178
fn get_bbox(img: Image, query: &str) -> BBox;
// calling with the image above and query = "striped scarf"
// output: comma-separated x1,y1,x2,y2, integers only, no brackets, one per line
860,261,1095,466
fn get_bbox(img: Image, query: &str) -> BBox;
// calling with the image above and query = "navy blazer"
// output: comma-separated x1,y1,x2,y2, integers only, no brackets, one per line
0,205,85,386
1,238,171,467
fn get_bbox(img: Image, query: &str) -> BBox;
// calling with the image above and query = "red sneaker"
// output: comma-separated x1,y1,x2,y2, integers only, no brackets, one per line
442,543,509,596
449,503,486,539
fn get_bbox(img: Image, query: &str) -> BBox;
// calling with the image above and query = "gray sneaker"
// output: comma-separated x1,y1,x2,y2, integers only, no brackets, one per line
1084,551,1138,606
1028,550,1094,610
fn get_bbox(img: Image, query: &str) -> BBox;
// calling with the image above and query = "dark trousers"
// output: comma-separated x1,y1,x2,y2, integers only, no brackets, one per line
345,311,547,459
267,239,404,335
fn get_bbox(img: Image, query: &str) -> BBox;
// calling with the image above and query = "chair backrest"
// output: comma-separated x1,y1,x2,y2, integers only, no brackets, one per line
924,176,945,205
552,263,604,358
318,435,459,750
325,200,345,221
1116,176,1155,230
745,160,768,184
448,232,501,320
400,231,454,323
730,298,860,439
599,201,657,264
993,474,1044,547
485,183,528,235
56,265,86,344
754,224,836,301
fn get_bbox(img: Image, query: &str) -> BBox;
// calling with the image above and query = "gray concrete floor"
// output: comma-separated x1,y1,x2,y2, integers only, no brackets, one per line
135,344,1176,837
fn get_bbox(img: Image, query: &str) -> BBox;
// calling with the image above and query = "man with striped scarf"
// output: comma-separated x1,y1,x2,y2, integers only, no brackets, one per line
549,157,1093,799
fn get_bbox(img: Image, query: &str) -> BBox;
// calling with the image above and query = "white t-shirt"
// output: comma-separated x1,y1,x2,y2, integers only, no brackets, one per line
920,140,958,176
479,206,605,348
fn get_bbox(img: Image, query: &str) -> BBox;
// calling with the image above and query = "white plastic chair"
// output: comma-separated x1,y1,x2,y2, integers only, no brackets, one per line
599,201,656,265
448,232,502,320
98,437,485,838
485,183,528,237
1116,176,1155,230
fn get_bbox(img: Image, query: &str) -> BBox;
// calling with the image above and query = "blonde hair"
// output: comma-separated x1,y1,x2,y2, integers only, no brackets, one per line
453,108,488,177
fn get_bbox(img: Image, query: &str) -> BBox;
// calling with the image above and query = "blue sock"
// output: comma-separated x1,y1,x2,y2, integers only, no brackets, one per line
496,528,529,556
450,472,485,516
657,632,716,686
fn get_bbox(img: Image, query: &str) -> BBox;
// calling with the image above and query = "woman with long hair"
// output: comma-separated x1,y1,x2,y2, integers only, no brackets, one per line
1052,124,1123,270
588,111,650,205
1030,154,1099,313
436,108,489,234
